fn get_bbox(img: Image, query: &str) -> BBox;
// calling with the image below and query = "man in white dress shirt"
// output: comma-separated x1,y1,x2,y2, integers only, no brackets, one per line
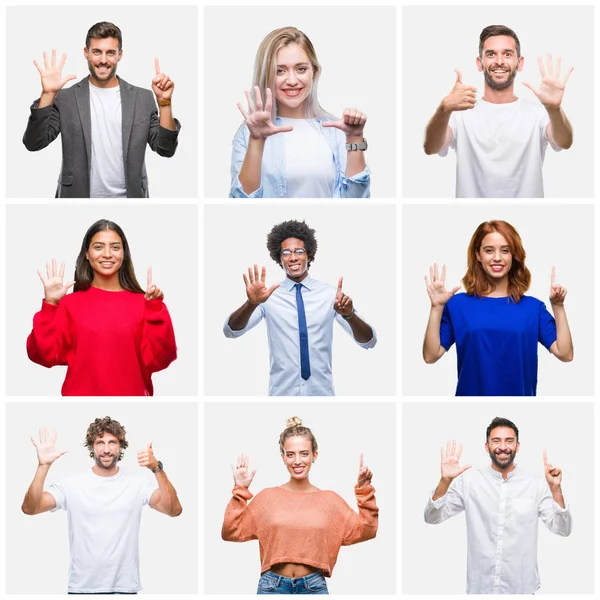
424,417,572,594
223,219,376,396
423,24,573,198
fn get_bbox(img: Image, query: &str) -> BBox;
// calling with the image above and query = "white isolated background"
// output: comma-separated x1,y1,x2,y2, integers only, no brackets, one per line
402,5,593,198
402,204,594,396
6,203,198,396
203,6,397,198
6,5,198,198
204,401,396,594
402,401,593,594
204,203,396,396
6,401,198,594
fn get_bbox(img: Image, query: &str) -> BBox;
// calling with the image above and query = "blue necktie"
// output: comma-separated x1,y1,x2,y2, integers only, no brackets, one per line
295,283,311,380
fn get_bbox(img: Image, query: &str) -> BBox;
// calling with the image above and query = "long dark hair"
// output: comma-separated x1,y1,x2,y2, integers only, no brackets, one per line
74,219,144,293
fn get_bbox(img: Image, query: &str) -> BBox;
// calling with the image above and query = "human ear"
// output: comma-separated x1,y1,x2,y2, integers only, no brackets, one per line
517,56,524,72
476,56,483,72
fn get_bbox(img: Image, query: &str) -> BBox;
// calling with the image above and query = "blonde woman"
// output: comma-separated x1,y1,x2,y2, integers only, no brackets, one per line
231,27,370,198
222,417,378,594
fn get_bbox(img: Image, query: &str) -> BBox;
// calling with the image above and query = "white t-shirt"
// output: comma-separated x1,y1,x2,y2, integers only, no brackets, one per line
439,98,561,198
89,83,127,198
278,117,336,197
48,468,158,593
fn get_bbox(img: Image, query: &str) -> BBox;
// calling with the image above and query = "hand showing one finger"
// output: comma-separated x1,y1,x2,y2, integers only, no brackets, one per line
333,276,354,316
321,107,367,138
549,266,567,306
441,69,477,112
543,450,563,488
424,263,461,308
237,87,293,140
144,266,164,301
152,57,175,101
357,453,373,487
38,258,75,305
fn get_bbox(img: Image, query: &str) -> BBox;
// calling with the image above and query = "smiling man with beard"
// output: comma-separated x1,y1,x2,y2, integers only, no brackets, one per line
424,417,572,594
23,21,181,198
423,25,574,198
22,417,182,594
224,219,377,396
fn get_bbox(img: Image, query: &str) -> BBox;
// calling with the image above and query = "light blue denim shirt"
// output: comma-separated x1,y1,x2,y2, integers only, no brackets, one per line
223,275,377,396
229,116,371,198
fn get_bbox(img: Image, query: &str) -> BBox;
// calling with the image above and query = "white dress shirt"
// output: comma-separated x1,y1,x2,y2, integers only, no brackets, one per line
424,465,572,594
223,275,376,396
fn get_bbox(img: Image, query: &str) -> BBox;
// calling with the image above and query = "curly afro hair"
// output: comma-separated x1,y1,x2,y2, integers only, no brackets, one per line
84,416,129,461
266,220,318,268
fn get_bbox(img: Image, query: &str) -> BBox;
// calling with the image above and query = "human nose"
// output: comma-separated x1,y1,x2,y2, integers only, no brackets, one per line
286,71,299,85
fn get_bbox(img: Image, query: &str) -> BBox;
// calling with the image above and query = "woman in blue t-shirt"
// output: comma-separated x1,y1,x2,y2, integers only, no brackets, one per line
422,220,573,396
230,26,370,199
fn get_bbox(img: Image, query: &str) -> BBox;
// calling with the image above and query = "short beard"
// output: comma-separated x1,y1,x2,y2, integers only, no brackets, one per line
94,452,119,470
87,61,118,83
483,66,518,90
489,448,516,470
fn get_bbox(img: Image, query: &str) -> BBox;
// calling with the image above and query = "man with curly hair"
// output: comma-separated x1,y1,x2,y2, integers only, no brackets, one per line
224,219,376,395
22,417,182,594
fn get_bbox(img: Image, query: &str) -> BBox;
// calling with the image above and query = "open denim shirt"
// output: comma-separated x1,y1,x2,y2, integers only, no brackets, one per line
229,115,371,198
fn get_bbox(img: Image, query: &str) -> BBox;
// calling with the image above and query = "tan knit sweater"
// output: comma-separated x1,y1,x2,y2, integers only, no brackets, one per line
222,484,378,576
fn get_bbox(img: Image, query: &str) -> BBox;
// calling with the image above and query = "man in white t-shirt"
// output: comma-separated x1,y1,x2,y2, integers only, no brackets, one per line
423,25,573,198
23,22,181,198
22,417,182,594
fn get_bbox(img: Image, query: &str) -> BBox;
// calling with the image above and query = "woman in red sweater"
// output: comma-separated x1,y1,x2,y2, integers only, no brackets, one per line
222,417,378,594
27,219,177,396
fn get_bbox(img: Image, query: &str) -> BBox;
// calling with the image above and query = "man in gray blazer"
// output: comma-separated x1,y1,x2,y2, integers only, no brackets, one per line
23,22,180,198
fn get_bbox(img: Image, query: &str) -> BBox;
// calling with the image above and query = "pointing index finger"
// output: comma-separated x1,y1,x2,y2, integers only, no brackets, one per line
147,266,153,288
551,266,556,287
543,449,548,465
154,57,160,75
337,277,343,294
359,453,364,469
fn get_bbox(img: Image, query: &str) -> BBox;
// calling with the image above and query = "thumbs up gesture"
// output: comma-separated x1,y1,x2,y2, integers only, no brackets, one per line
441,69,477,112
137,441,159,471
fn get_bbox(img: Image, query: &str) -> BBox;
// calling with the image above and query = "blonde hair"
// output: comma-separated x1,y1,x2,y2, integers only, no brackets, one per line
252,27,327,120
278,416,318,454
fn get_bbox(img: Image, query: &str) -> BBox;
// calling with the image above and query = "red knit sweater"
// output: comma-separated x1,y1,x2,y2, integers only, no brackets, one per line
222,484,378,576
27,286,177,396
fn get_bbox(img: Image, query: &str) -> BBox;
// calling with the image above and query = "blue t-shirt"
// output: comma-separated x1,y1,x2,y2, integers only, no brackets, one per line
440,294,557,396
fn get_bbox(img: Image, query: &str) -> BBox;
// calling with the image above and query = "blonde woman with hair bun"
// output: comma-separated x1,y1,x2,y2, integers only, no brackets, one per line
230,27,371,199
222,417,378,594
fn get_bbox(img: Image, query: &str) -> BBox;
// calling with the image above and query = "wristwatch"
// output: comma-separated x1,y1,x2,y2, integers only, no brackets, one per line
158,99,172,107
152,461,164,473
346,138,368,151
342,308,356,321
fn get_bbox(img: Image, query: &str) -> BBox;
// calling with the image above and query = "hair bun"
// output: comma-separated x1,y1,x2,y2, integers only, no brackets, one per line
286,416,303,428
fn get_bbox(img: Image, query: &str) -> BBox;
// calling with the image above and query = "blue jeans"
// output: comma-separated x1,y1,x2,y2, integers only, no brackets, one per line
257,570,329,595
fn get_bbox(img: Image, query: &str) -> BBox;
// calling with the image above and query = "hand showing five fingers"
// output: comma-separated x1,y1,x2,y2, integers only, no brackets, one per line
152,57,174,102
424,264,461,308
333,276,354,317
232,453,257,488
522,54,573,110
33,49,76,94
37,259,75,305
30,426,69,466
237,87,294,140
145,267,164,301
243,264,280,305
549,266,567,306
440,440,471,482
322,108,367,139
543,450,563,489
357,453,373,488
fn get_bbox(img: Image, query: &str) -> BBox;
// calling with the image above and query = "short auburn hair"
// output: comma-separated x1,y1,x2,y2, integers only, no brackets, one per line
463,220,530,302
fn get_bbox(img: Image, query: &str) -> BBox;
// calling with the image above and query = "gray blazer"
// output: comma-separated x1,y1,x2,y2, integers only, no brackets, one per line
23,76,181,198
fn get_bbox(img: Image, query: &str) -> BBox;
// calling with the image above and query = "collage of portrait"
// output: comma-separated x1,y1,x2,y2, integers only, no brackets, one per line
1,2,595,597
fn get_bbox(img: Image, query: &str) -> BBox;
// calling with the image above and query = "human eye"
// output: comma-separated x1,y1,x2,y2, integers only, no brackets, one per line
295,249,306,255
297,66,307,72
501,247,510,254
276,68,285,75
281,250,291,257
